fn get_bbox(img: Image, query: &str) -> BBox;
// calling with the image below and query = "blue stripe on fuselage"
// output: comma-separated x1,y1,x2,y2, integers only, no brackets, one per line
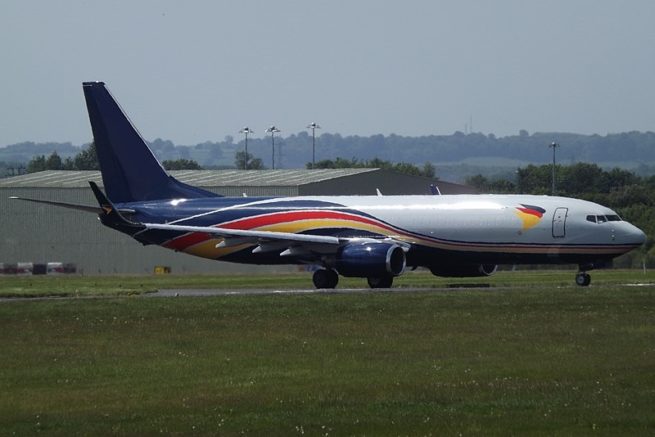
118,197,363,245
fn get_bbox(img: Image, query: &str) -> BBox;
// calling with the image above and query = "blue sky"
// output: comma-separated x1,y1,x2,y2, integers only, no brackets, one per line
1,0,654,145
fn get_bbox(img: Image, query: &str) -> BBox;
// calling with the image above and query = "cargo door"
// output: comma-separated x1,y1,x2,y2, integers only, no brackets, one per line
552,207,568,238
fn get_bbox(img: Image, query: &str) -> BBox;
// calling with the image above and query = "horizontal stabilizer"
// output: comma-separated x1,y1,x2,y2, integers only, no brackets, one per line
9,196,101,213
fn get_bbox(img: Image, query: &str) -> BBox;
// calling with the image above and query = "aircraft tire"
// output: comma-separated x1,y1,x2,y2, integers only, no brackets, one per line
367,275,393,289
575,272,591,287
313,269,338,289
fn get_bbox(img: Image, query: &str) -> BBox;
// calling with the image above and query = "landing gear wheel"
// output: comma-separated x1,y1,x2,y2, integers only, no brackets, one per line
313,269,339,289
575,272,591,287
367,275,393,289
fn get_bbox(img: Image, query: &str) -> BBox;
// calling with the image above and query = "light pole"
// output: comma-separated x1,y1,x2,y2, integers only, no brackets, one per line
238,127,254,170
307,122,321,168
549,142,560,195
265,126,280,169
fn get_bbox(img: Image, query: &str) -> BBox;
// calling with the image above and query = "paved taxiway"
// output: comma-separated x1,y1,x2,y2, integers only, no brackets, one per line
4,283,653,302
149,285,492,297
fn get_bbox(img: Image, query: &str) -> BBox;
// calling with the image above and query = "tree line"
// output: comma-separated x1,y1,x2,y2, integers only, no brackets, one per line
24,145,436,178
5,129,655,170
309,157,436,178
24,144,202,172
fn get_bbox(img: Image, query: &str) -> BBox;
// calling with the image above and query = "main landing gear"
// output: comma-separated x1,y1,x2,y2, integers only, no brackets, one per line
575,271,591,287
311,269,395,289
312,269,339,289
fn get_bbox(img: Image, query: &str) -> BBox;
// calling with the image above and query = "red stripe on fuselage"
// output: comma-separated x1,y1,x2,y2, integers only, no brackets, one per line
517,207,543,218
220,210,393,231
163,231,211,251
163,210,397,251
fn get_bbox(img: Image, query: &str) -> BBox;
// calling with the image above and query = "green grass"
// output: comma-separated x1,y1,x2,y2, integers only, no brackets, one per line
0,273,654,434
2,268,655,298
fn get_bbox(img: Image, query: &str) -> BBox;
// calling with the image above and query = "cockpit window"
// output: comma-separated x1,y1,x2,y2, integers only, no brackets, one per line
588,214,622,224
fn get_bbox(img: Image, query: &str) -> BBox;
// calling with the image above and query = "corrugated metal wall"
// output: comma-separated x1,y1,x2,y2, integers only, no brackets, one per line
0,187,288,274
211,186,298,197
300,170,434,196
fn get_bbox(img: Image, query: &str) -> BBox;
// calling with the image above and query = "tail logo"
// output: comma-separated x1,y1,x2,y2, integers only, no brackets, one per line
515,204,546,231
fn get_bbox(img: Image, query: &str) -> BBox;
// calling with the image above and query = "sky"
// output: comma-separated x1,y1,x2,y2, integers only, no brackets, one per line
1,0,654,146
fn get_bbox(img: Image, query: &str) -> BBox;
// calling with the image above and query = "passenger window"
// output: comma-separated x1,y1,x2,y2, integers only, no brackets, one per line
586,215,597,223
597,215,607,223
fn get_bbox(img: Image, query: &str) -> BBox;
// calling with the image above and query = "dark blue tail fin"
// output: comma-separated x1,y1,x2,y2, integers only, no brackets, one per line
82,82,218,203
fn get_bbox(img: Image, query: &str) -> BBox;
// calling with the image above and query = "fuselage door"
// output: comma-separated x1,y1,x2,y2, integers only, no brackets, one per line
552,207,568,238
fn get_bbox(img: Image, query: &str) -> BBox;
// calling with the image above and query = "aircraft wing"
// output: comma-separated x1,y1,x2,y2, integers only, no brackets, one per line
142,222,341,246
140,222,410,257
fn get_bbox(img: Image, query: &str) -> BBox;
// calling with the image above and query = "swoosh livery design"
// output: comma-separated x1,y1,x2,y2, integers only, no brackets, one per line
11,82,647,289
515,204,546,230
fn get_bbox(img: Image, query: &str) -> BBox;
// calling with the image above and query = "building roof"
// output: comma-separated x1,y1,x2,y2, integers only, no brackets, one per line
0,168,379,188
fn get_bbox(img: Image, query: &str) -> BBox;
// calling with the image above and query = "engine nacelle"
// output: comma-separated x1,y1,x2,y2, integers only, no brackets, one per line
335,242,406,278
429,263,498,278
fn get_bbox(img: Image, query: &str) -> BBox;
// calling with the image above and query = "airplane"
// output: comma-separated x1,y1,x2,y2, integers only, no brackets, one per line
11,82,646,288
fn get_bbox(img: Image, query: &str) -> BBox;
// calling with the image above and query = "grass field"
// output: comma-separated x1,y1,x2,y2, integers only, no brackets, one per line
1,271,654,435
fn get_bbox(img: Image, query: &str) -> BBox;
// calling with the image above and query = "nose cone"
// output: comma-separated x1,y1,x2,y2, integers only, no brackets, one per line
625,223,647,246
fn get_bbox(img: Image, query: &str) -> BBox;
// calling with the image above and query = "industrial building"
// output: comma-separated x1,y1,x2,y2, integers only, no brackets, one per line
0,169,474,274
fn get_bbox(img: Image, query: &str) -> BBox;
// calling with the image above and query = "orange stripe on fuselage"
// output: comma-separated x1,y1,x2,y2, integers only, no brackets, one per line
219,210,394,231
163,210,398,251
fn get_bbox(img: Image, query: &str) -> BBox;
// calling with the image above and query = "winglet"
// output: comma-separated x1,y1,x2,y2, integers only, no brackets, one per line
89,181,145,234
89,181,112,212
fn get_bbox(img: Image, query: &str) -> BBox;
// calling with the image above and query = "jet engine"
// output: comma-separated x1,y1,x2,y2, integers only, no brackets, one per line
335,242,406,278
429,263,498,278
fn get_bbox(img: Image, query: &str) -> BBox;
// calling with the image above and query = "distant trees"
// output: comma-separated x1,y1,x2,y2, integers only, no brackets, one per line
26,144,201,172
73,142,99,170
162,159,202,170
234,151,265,170
8,130,655,170
308,157,436,178
26,143,98,173
466,163,642,197
465,174,516,193
26,155,48,173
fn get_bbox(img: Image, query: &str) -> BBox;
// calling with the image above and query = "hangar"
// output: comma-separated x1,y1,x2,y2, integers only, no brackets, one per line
0,169,473,274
